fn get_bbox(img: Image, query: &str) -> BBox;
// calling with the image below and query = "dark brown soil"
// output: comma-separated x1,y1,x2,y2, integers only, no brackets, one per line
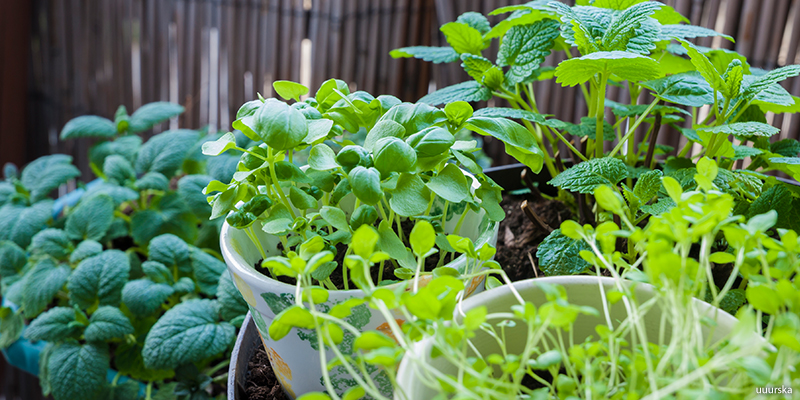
520,368,570,392
244,344,288,400
255,218,447,290
496,194,572,282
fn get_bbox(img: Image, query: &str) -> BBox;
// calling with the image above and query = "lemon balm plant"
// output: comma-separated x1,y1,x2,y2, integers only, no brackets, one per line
392,0,800,279
286,158,799,400
207,80,547,396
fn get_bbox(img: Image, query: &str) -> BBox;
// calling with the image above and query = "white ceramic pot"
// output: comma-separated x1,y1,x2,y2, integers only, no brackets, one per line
220,174,498,399
394,276,749,400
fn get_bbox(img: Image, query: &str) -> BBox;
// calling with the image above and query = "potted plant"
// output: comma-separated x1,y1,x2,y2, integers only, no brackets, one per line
204,78,553,397
391,0,800,281
0,103,250,400
277,158,798,399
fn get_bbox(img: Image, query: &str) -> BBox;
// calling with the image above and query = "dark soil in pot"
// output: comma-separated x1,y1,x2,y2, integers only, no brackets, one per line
495,193,572,282
244,343,287,400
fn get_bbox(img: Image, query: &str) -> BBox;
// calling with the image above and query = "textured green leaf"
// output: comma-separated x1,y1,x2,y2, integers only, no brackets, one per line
659,24,733,42
129,102,185,132
149,233,192,274
83,182,138,205
65,194,115,241
142,299,235,370
0,307,24,349
640,71,714,107
426,163,470,203
84,306,134,341
103,154,136,184
0,201,53,248
719,288,746,315
390,46,459,63
122,279,174,317
135,129,199,176
536,229,592,276
543,117,615,141
600,2,662,54
746,184,798,232
47,342,109,400
390,173,431,217
0,240,26,277
555,51,662,87
418,81,492,105
21,155,81,202
679,39,727,94
22,258,70,317
217,271,248,321
30,228,73,259
68,250,130,309
191,247,225,296
440,22,485,55
741,65,800,101
633,170,663,204
770,139,800,157
60,115,117,140
456,11,491,34
549,157,627,194
177,174,213,220
89,135,142,168
134,172,170,191
27,308,81,344
142,261,173,284
106,381,141,400
465,116,544,173
472,107,545,123
131,209,164,246
115,341,175,383
461,54,494,82
698,122,779,139
497,19,560,84
731,145,763,160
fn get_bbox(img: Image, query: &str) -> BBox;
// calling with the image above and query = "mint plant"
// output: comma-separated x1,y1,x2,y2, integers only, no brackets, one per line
204,80,539,289
392,0,800,276
0,104,250,400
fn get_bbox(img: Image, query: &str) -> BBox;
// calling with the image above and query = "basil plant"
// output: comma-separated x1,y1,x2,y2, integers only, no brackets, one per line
203,80,540,289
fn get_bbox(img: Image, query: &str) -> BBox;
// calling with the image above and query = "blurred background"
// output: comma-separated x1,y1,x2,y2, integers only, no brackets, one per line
1,0,800,398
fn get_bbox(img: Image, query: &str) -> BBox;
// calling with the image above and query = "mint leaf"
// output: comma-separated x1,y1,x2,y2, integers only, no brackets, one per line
640,197,675,215
142,299,235,370
497,19,560,85
640,71,714,107
679,39,727,94
142,261,174,284
440,22,485,55
0,241,26,277
135,129,199,176
89,135,142,168
129,102,185,133
719,288,746,315
84,306,134,341
22,258,70,317
30,228,73,260
149,234,192,274
68,250,130,309
536,229,592,276
461,54,494,82
134,172,170,191
698,122,779,139
548,157,628,194
601,2,662,54
746,184,798,231
60,115,117,139
25,307,81,342
68,240,102,264
472,107,545,123
83,182,138,205
555,51,662,87
456,11,491,34
0,201,53,248
217,271,248,321
47,342,109,400
732,145,763,160
0,307,24,348
122,279,175,317
741,65,800,101
418,81,492,105
103,155,136,184
177,174,213,220
770,139,800,157
465,116,544,173
659,24,733,42
633,169,663,204
390,46,459,64
21,155,81,202
65,194,115,241
191,247,225,296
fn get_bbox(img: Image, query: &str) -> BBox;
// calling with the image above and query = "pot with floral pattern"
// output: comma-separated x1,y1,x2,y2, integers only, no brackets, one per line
219,191,498,399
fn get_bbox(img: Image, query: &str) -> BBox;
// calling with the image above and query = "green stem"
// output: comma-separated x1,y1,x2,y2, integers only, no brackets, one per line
595,72,609,159
545,126,588,162
452,207,469,236
267,148,296,219
146,382,153,400
608,99,660,158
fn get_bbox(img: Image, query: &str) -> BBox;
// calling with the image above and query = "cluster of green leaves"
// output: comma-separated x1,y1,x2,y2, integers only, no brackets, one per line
394,0,800,278
205,80,537,289
0,103,249,400
294,159,800,400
